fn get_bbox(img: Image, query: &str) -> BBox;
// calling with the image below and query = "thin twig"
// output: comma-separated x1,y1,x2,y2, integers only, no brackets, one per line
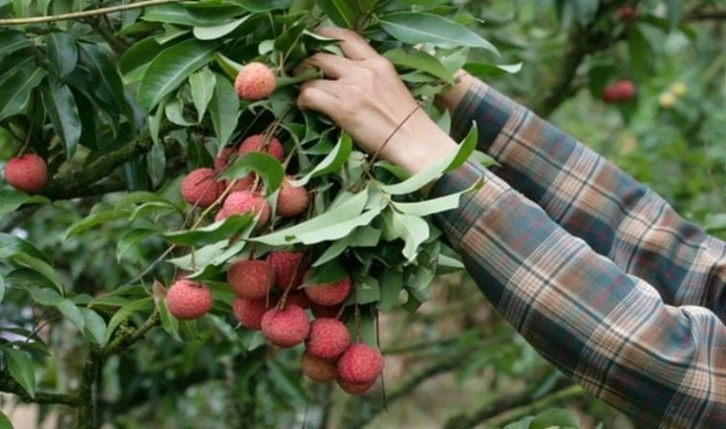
0,0,180,26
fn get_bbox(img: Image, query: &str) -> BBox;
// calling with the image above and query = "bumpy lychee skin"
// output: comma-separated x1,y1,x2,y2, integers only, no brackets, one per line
266,251,307,291
232,297,269,330
337,343,384,384
601,80,636,103
166,279,213,320
306,318,351,360
301,352,338,382
227,259,275,299
277,176,310,218
181,168,222,208
282,291,313,309
261,304,310,348
235,62,276,101
304,274,352,307
238,134,285,161
221,190,271,226
4,154,48,193
337,378,376,395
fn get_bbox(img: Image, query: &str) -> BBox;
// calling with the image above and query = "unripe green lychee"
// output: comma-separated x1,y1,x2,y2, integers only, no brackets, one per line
181,168,222,208
301,352,338,382
304,274,352,306
232,297,269,330
337,343,384,384
305,318,351,359
261,304,310,348
235,62,276,101
227,259,275,299
238,134,284,161
277,176,310,218
4,154,48,193
221,190,271,227
266,251,307,291
166,279,213,320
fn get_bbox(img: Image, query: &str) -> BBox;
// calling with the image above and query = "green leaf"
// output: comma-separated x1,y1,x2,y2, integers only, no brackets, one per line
378,122,477,195
378,12,499,54
378,268,404,311
80,308,108,346
386,211,429,262
57,299,85,333
529,408,580,429
391,178,483,216
116,228,157,262
0,67,44,120
162,214,254,246
78,43,129,117
9,253,64,295
0,410,13,429
40,80,82,158
105,297,154,343
0,275,5,303
0,30,31,58
0,190,49,216
65,210,127,239
119,37,162,78
316,0,359,28
384,48,454,83
463,62,523,77
193,15,252,40
229,0,291,12
157,297,181,341
220,152,285,196
665,0,683,30
209,73,239,149
46,32,78,79
189,67,216,121
355,275,381,304
0,233,52,264
292,133,353,187
4,348,36,397
164,98,196,126
313,225,381,267
138,39,219,111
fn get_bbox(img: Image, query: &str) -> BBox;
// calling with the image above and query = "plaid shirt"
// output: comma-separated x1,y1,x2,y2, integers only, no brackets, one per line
431,79,726,427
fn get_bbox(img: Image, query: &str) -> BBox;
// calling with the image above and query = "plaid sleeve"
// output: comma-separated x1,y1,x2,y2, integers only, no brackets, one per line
430,160,726,426
450,79,726,314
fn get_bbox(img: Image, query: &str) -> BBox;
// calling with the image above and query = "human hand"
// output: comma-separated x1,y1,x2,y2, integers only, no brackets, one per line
296,27,458,174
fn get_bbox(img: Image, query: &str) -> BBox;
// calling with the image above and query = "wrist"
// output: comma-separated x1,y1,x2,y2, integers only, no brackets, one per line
435,72,475,112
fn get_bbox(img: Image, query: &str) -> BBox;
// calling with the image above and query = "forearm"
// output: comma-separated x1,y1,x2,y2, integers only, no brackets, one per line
447,78,726,313
431,161,726,426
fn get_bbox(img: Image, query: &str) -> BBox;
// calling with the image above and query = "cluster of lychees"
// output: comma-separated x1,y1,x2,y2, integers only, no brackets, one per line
167,63,384,395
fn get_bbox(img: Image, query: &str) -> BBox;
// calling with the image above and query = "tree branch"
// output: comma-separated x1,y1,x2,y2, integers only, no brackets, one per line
0,0,180,26
479,384,585,427
0,371,81,407
101,310,160,359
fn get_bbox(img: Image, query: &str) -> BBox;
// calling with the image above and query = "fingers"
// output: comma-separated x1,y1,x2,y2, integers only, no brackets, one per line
303,53,354,79
317,27,379,61
297,80,341,115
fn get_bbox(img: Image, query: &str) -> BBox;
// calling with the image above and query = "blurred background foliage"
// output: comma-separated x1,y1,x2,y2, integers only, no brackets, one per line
1,0,724,428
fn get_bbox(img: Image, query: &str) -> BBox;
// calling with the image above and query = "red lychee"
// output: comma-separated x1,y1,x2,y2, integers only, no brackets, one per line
4,154,48,193
304,274,352,307
235,62,276,101
266,251,307,291
166,279,213,320
306,318,351,360
301,352,338,382
232,297,270,330
616,5,638,23
277,176,310,218
214,146,236,173
221,190,270,227
337,378,376,395
260,304,310,348
227,259,275,299
238,134,284,161
282,291,313,309
601,80,636,103
181,168,222,208
337,343,384,384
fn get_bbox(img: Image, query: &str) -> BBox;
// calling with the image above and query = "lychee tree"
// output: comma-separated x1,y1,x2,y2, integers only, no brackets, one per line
1,0,724,428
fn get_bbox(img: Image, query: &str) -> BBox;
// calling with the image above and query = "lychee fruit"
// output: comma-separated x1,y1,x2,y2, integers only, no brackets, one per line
601,80,636,103
304,274,352,307
616,5,638,23
306,318,350,359
221,190,270,226
214,146,236,173
337,378,376,395
312,303,342,319
232,297,270,330
266,251,307,291
235,62,276,101
277,176,310,218
337,343,384,384
166,279,214,320
301,352,338,382
4,154,48,193
238,134,285,161
181,168,222,208
260,304,310,348
282,291,313,309
227,259,275,299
